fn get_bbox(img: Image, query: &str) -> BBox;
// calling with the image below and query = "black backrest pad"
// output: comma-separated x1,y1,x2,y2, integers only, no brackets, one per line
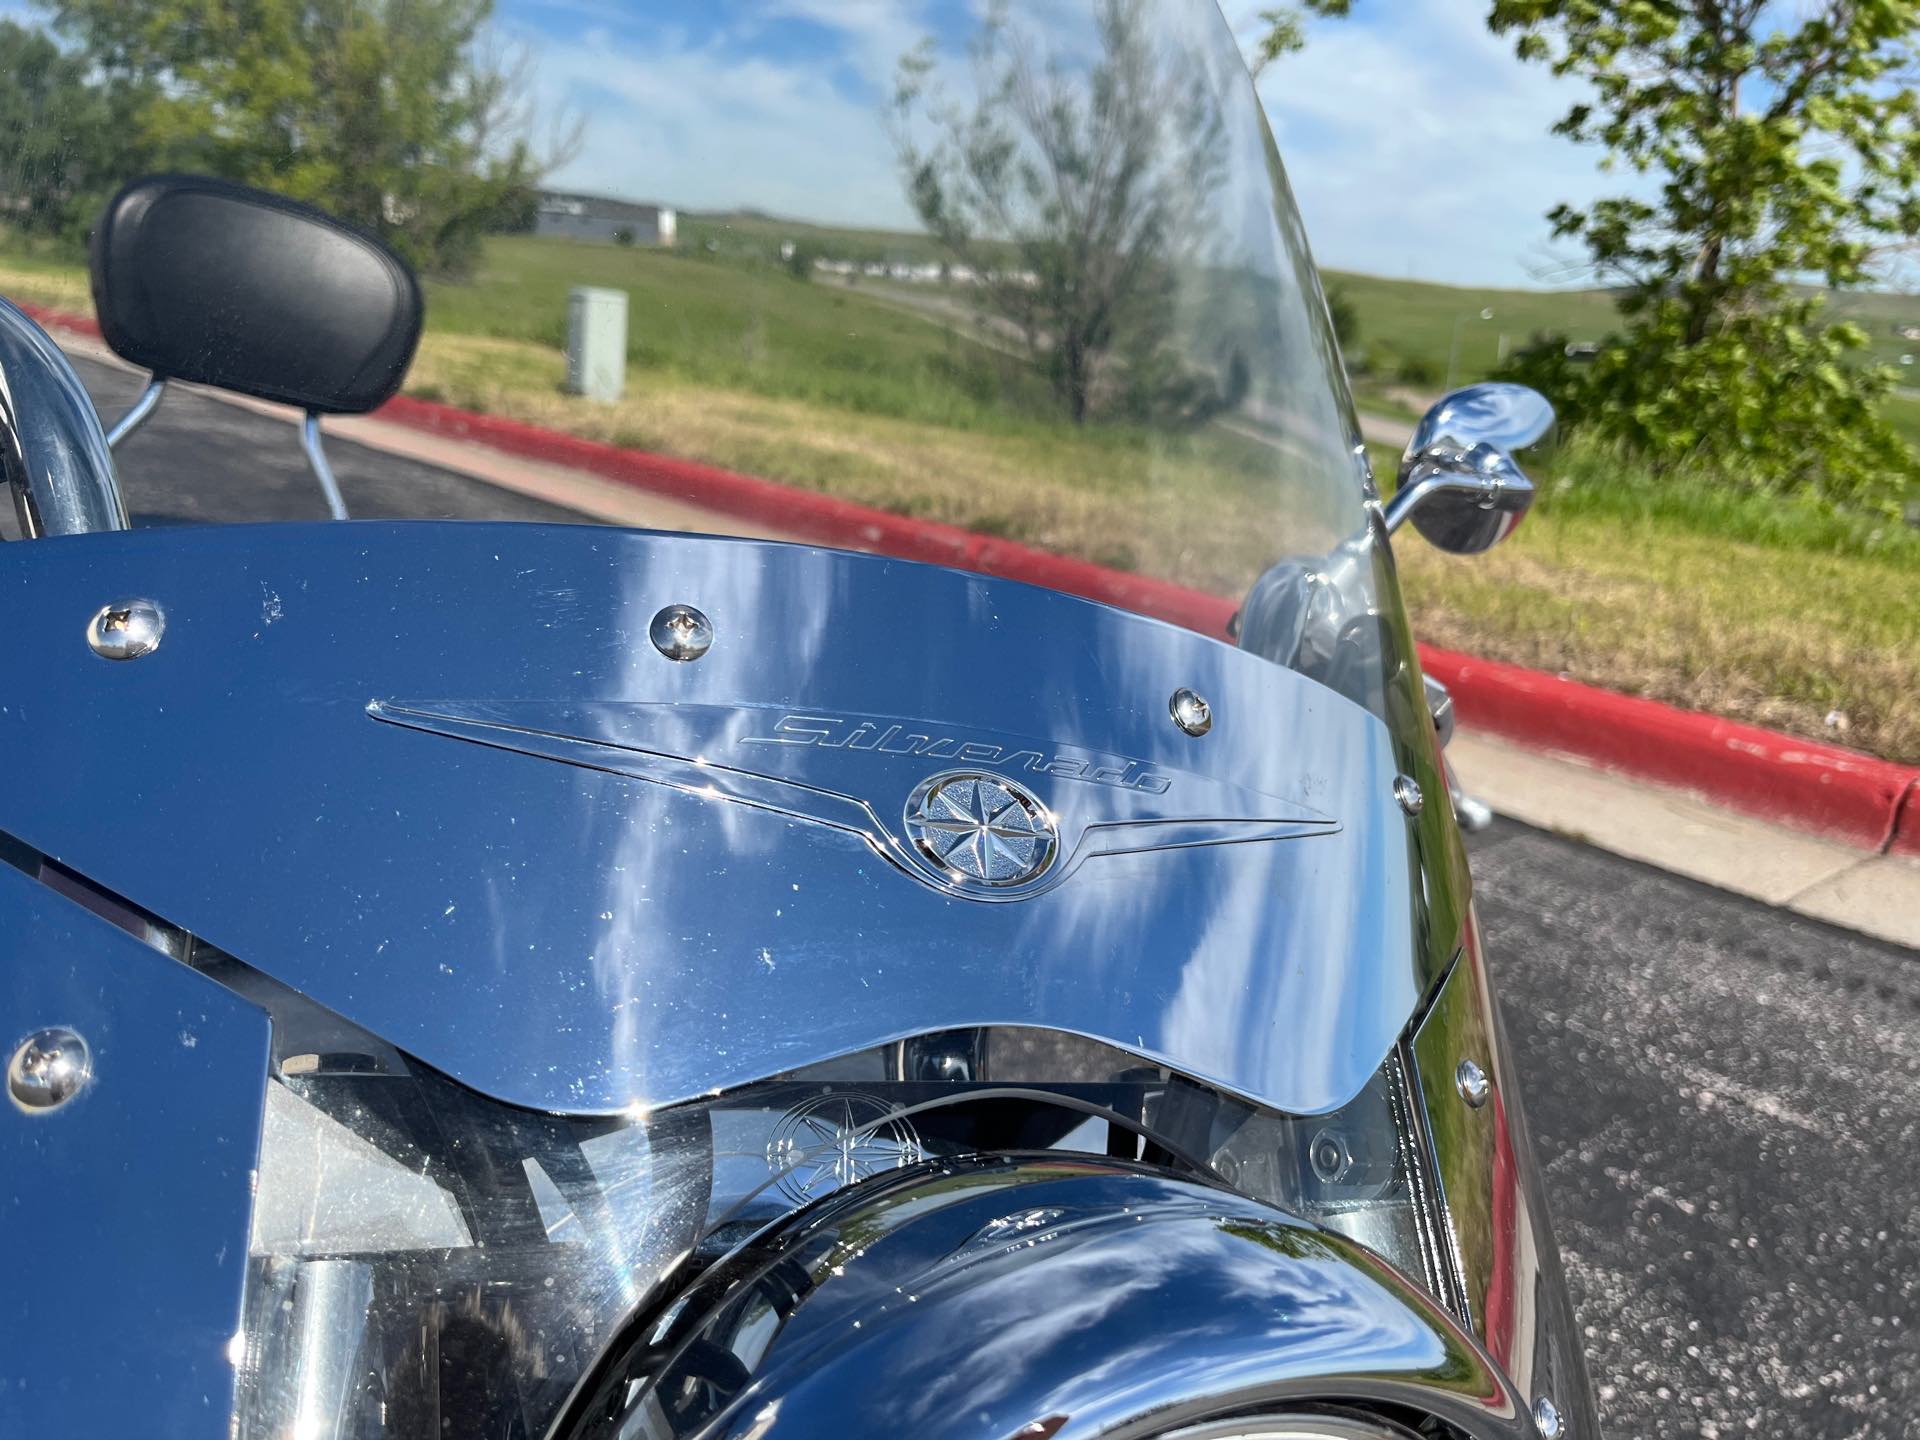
90,175,424,416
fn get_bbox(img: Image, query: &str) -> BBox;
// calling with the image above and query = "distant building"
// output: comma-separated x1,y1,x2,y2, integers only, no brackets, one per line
535,192,678,247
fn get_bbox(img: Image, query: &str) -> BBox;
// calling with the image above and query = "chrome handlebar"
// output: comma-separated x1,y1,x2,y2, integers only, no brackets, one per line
0,296,128,538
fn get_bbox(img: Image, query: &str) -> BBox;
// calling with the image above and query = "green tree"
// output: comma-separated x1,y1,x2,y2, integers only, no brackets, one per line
1490,0,1920,512
894,0,1234,425
0,20,124,242
1324,281,1359,350
42,0,581,274
1245,1,1354,75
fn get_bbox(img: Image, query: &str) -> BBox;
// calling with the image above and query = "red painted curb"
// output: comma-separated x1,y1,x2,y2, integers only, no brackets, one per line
375,393,1242,638
22,298,1918,851
1891,781,1920,858
24,303,100,340
1418,645,1920,851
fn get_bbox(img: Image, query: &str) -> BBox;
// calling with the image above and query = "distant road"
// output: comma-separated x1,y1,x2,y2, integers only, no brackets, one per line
58,349,1920,1440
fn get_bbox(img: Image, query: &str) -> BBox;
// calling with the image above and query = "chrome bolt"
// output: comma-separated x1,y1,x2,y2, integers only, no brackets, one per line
1456,1058,1491,1109
86,598,165,660
1169,688,1213,737
7,1027,92,1113
1533,1396,1563,1439
649,604,713,662
1394,774,1424,816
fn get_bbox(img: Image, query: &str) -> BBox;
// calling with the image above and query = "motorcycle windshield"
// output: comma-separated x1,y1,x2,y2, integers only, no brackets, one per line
0,0,1470,1117
537,0,1399,709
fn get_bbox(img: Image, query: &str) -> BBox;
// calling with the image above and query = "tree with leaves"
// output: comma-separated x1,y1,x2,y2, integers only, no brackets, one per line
41,0,581,275
1246,1,1354,76
0,20,128,243
894,0,1236,426
1491,1,1920,511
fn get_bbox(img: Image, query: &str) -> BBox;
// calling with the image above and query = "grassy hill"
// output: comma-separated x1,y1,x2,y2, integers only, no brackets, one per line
1324,268,1920,437
1322,269,1620,386
423,234,1054,432
676,210,957,268
445,216,1920,434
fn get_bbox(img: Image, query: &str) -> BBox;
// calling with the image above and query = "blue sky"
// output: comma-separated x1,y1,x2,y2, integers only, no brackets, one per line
498,1,1613,289
1232,1,1618,287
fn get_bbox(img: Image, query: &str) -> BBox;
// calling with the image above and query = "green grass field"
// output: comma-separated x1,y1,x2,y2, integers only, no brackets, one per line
1323,268,1622,386
1325,267,1920,449
422,235,1059,432
2,230,1914,761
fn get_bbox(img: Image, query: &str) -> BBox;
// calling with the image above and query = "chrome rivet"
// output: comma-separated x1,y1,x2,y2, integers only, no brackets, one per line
86,598,164,660
1169,688,1212,737
1533,1396,1563,1439
7,1027,92,1113
1393,774,1424,816
1456,1058,1491,1109
649,604,713,662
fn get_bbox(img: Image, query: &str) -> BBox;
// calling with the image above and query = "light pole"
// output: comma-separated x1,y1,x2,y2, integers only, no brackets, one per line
1445,306,1495,392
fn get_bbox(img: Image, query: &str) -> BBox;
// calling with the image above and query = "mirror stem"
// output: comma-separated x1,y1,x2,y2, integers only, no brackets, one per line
300,413,350,521
106,377,167,451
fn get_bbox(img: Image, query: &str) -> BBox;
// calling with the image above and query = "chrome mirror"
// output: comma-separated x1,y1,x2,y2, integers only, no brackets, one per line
1385,383,1554,554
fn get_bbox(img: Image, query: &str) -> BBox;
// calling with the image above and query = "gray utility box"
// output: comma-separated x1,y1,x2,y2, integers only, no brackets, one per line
565,286,628,403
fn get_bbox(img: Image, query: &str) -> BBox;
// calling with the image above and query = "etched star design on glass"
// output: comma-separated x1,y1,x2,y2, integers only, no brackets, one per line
765,1092,924,1204
906,774,1057,886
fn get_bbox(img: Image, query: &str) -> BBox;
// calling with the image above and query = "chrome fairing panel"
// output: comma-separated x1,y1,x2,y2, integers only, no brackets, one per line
0,857,270,1438
0,522,1443,1117
563,1156,1534,1440
1413,918,1597,1435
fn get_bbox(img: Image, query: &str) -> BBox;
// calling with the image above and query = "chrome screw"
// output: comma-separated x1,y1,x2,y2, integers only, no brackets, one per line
1393,774,1424,816
1169,688,1213,737
86,598,165,660
1533,1396,1563,1439
649,604,713,662
7,1027,92,1113
1455,1058,1491,1109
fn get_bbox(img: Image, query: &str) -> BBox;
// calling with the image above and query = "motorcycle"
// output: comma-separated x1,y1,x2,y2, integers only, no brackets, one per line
0,5,1596,1439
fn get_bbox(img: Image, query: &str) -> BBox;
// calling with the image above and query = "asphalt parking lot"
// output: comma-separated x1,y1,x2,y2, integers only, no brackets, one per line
66,355,1920,1437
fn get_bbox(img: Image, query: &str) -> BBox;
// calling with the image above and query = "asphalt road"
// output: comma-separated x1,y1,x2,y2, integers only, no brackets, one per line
61,357,1920,1438
72,355,582,529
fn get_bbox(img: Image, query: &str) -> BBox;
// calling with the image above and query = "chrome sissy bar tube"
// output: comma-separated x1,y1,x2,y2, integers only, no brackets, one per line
0,296,127,537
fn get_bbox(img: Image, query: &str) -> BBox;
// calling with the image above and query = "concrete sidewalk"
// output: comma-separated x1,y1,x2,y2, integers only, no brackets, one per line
1451,730,1920,949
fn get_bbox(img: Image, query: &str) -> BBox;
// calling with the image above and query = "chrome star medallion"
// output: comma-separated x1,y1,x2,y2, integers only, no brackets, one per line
904,771,1059,891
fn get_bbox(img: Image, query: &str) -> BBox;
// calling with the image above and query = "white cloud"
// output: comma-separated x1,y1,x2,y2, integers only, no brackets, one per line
1230,0,1629,286
524,2,1631,287
747,0,934,91
536,28,918,227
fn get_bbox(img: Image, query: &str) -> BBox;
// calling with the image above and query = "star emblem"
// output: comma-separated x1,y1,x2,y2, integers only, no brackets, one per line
766,1092,924,1203
905,773,1057,888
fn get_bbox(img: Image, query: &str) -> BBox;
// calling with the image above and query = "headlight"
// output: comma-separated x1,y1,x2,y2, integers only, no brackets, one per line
230,1007,1454,1440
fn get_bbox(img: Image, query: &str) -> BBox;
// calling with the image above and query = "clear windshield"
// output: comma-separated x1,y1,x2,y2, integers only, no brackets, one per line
11,0,1411,723
516,0,1402,717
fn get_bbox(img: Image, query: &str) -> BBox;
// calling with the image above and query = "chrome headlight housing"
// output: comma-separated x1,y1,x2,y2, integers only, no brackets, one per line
225,975,1464,1440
